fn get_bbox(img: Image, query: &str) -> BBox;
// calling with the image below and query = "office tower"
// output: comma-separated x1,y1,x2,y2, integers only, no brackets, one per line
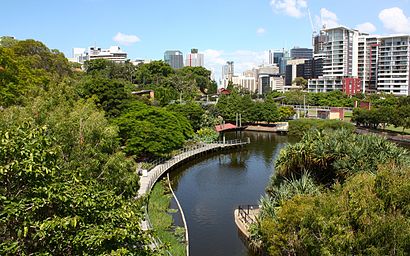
285,59,307,87
222,61,234,81
164,50,184,69
185,48,204,67
290,47,313,59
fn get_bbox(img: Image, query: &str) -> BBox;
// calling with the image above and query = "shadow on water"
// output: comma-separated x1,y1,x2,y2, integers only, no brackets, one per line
168,131,297,256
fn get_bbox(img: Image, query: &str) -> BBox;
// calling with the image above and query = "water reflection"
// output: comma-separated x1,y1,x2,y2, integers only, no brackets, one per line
169,131,297,256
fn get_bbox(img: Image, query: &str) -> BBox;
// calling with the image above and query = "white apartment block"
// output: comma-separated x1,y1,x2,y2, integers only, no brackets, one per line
232,76,257,92
308,26,410,96
358,36,380,93
223,64,283,94
185,49,204,67
69,46,128,64
377,35,410,96
308,26,360,93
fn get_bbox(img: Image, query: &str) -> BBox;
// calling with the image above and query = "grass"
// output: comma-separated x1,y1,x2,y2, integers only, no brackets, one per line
148,179,186,256
382,125,410,135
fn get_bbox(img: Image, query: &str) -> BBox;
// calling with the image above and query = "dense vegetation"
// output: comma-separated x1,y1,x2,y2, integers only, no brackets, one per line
148,180,186,256
256,129,410,255
0,38,161,255
263,90,401,108
215,91,296,123
288,119,355,137
0,37,222,254
352,96,410,132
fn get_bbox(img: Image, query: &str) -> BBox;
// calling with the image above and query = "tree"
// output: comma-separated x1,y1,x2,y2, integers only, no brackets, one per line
278,106,296,121
115,102,194,158
292,77,308,90
167,102,205,131
135,60,174,85
260,165,410,255
0,119,153,255
262,94,280,123
79,75,133,118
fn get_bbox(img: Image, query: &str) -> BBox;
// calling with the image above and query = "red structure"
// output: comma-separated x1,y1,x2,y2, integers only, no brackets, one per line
215,123,237,132
330,107,345,120
343,78,361,95
218,88,231,95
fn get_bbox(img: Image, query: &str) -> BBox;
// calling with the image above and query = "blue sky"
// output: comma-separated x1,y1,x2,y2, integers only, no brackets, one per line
2,0,410,79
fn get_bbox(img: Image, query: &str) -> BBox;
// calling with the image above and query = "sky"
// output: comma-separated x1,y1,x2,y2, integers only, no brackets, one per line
2,0,410,80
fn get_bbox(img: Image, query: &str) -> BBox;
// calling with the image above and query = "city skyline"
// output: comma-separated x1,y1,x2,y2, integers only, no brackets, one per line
2,0,410,79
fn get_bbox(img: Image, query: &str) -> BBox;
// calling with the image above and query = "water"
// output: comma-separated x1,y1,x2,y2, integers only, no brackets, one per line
169,131,297,256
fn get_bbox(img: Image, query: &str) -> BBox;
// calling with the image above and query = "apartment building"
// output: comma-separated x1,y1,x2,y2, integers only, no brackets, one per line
308,26,410,96
377,35,410,96
70,46,128,64
185,48,204,67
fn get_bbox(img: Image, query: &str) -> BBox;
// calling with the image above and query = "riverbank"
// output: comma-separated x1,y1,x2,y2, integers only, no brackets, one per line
356,127,410,144
148,180,186,256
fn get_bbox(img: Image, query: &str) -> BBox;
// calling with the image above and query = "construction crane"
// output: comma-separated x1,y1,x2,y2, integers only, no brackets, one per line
307,8,316,35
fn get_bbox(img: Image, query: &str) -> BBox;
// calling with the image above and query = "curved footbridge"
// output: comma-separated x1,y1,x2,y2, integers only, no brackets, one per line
138,139,250,255
137,139,250,198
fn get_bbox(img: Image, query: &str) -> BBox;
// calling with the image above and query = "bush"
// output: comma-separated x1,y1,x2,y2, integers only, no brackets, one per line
260,165,410,255
288,119,355,137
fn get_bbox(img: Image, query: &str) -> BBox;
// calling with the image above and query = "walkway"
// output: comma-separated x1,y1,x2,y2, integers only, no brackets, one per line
137,139,250,198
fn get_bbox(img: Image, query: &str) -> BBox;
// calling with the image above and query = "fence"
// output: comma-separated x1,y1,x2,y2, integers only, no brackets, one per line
237,205,259,225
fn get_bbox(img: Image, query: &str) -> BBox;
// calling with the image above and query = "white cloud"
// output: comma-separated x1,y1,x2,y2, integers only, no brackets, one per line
379,7,410,34
270,0,308,18
316,8,339,29
113,32,141,45
203,49,269,82
355,22,377,34
256,27,266,35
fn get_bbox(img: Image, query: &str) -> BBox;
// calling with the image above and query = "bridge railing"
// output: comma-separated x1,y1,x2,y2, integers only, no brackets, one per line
281,104,353,111
238,205,259,225
145,139,249,171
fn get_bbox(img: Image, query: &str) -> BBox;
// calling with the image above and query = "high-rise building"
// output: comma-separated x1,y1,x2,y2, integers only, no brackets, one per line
222,61,234,81
226,64,284,93
376,35,410,96
185,48,204,67
164,50,184,69
269,49,290,74
308,26,360,93
308,25,410,96
290,47,313,60
285,59,307,88
70,46,128,64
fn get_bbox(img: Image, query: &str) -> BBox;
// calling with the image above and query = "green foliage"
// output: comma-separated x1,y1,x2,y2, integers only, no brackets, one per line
135,60,175,85
275,129,409,184
0,121,152,255
288,119,355,137
292,77,307,89
79,75,133,118
262,94,280,123
194,127,219,143
148,180,187,256
216,92,283,123
177,66,213,94
260,165,410,255
115,102,194,158
278,106,296,120
353,96,410,132
0,39,72,107
167,102,205,131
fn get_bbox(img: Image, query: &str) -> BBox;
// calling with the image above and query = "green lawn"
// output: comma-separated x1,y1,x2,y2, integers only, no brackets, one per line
148,180,186,256
383,125,410,135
